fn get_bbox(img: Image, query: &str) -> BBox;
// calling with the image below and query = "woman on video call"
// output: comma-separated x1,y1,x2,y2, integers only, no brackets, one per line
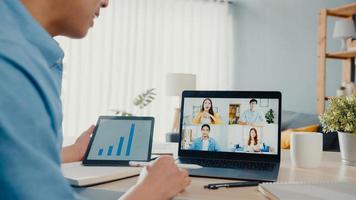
246,128,261,152
192,98,222,125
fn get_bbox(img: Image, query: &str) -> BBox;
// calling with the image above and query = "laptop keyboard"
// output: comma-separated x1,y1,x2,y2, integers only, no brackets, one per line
179,158,275,171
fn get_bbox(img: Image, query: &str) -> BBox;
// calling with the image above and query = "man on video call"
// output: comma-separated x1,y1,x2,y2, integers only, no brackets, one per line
239,99,265,127
0,0,190,199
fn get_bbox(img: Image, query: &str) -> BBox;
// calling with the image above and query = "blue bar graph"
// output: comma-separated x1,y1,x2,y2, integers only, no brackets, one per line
116,137,124,156
96,123,135,157
107,145,113,156
98,148,103,156
125,124,135,156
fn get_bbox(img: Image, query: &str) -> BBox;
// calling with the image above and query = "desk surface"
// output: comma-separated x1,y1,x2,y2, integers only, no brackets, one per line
92,148,356,200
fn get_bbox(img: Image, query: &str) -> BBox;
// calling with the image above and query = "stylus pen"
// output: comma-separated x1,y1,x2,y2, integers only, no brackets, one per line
129,161,202,169
203,181,260,190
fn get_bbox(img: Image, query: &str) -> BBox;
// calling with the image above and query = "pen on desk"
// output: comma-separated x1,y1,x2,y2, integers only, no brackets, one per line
203,181,260,190
128,161,203,169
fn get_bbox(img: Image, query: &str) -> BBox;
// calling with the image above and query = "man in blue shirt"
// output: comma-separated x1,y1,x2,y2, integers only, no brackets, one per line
0,0,190,199
239,99,265,126
190,124,220,151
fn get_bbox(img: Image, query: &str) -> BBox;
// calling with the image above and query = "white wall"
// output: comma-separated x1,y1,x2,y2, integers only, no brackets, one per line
231,0,355,114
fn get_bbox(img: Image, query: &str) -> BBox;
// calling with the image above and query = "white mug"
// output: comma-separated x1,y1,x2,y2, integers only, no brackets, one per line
291,132,323,168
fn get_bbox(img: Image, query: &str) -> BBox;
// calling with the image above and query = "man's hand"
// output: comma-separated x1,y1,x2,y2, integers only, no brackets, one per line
120,156,191,200
61,125,95,163
73,125,95,160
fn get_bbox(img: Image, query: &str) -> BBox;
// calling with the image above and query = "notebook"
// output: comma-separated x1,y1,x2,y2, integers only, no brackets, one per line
258,181,356,200
61,162,142,186
73,188,124,200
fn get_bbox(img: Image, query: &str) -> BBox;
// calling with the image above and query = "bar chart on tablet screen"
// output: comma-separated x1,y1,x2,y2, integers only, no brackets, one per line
97,124,135,157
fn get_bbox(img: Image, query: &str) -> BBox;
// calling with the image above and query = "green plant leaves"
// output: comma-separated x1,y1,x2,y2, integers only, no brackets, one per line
319,95,356,134
111,88,157,116
133,88,156,109
265,109,274,124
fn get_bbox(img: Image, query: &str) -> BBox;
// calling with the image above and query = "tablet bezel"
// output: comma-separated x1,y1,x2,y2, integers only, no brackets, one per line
82,116,155,166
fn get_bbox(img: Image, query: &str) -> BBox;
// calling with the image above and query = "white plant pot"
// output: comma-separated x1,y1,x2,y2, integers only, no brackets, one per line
338,132,356,166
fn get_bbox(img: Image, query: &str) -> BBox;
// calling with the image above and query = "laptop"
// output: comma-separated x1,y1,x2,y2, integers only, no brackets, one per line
177,91,281,182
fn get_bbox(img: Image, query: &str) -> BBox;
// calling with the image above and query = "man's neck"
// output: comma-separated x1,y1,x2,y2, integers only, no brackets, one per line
20,0,58,36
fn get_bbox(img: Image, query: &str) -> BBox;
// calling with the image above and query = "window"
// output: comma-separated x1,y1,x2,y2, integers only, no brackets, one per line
57,0,235,145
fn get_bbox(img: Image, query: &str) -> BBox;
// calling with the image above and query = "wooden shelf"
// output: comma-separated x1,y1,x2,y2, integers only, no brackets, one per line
317,2,356,114
327,2,356,17
326,51,356,59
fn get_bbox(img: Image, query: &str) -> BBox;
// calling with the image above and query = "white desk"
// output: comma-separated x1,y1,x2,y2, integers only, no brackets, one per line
91,145,356,200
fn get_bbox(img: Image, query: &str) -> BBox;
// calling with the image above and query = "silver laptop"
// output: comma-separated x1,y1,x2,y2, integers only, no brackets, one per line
177,91,281,182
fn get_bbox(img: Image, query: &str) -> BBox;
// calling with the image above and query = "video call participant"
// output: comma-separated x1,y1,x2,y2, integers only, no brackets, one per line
190,124,220,151
239,99,264,126
192,98,222,125
246,128,261,152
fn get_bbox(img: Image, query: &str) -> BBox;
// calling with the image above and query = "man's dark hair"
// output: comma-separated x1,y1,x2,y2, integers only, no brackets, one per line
201,124,210,131
249,99,258,104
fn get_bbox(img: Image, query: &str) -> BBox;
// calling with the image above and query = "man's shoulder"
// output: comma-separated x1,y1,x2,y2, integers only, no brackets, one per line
209,137,217,143
0,39,44,98
0,36,39,65
0,37,53,87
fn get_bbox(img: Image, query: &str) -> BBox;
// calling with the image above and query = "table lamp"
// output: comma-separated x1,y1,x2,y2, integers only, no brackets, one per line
333,19,356,51
165,73,196,132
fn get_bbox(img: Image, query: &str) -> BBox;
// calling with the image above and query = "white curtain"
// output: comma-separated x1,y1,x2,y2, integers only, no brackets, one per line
56,0,235,145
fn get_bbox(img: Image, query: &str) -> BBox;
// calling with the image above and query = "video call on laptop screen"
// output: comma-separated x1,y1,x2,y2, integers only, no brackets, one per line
180,97,279,155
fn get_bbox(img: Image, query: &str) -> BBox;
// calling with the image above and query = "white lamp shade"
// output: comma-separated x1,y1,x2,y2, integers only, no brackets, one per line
165,73,196,96
333,19,356,39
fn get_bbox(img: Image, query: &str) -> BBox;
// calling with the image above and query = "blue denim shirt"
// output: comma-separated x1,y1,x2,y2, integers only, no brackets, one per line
0,0,80,199
189,137,220,151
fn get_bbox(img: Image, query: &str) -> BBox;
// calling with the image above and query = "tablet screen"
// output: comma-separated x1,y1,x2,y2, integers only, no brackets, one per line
84,116,154,164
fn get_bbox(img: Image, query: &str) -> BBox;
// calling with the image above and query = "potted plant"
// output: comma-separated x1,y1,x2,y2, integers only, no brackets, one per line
265,109,275,124
319,94,356,166
111,88,156,116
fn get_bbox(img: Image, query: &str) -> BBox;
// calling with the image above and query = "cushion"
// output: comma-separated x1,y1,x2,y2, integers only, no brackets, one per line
281,110,320,130
281,124,320,149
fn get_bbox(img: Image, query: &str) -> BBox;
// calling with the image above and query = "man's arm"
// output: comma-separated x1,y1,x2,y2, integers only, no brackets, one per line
0,58,80,199
189,140,196,150
238,111,248,125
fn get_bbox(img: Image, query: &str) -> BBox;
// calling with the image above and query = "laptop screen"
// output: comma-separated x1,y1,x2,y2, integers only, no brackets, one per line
180,97,279,155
